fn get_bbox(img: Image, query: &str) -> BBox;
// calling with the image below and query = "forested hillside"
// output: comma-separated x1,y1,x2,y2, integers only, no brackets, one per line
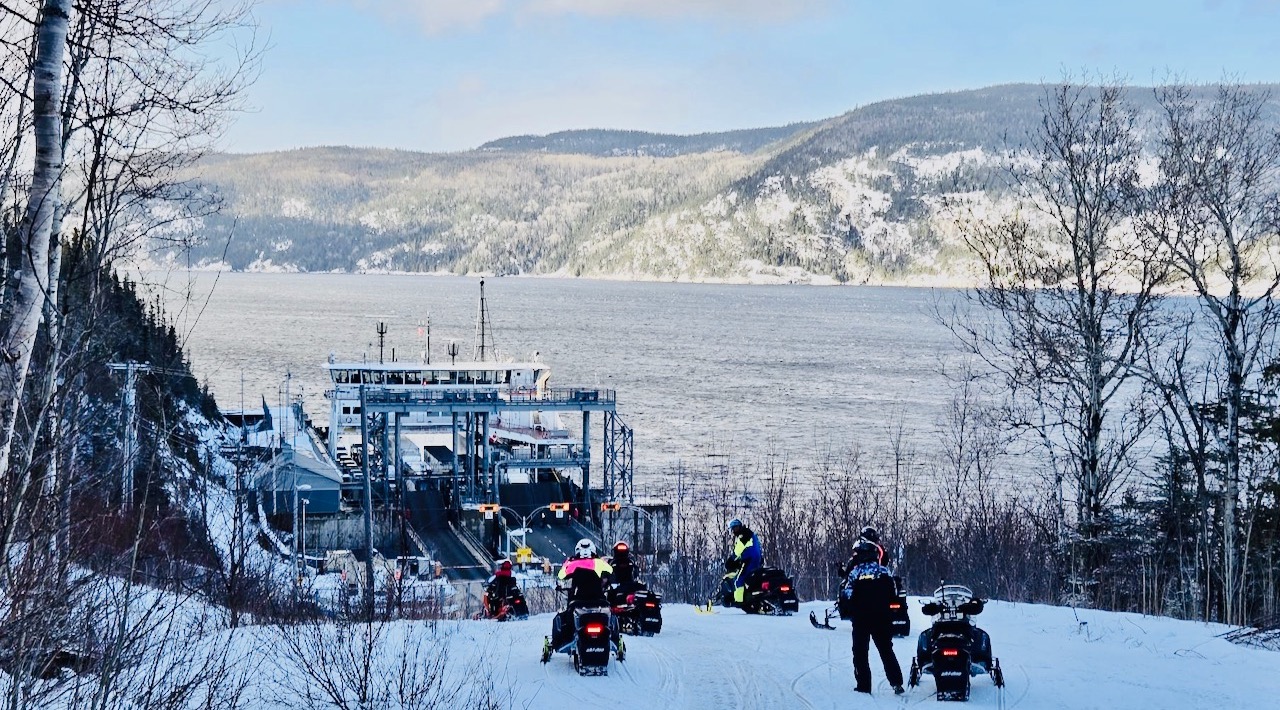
178,83,1280,282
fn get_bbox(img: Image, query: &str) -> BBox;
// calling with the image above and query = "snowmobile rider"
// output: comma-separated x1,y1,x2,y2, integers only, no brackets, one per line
483,559,520,618
839,526,888,577
608,541,641,594
550,539,614,648
841,540,905,695
858,525,886,566
723,518,763,606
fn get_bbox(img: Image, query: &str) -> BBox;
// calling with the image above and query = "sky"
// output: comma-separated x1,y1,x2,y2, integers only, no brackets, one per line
218,0,1280,154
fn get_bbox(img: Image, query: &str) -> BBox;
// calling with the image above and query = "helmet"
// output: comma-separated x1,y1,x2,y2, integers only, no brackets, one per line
853,540,879,564
860,526,880,543
574,539,596,559
498,559,512,571
612,541,630,556
727,518,743,532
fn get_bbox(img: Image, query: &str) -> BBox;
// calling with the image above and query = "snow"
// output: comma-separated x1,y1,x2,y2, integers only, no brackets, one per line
8,584,1278,708
449,598,1277,709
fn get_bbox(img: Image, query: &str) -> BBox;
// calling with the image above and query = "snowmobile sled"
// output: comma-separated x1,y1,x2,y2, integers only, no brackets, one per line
480,585,529,621
540,588,625,676
721,566,800,615
608,583,663,636
907,584,1004,701
889,574,910,637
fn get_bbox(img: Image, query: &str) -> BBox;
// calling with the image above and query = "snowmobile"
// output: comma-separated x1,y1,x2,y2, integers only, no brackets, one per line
721,565,800,615
540,589,626,676
607,583,663,636
809,573,910,635
907,584,1004,701
889,574,911,636
480,584,530,621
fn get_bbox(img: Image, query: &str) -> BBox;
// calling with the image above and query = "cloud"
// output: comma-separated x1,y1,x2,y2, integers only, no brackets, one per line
353,0,831,35
351,0,507,34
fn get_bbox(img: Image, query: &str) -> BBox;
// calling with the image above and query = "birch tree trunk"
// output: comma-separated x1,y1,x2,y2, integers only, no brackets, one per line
1149,83,1280,624
0,0,71,521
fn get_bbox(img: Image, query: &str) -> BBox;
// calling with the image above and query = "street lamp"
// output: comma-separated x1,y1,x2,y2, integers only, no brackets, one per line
482,503,567,563
601,501,657,558
294,483,312,579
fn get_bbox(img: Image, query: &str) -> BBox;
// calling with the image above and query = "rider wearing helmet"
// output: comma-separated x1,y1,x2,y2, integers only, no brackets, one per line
551,539,614,649
483,559,521,618
608,541,639,589
723,518,763,606
841,539,904,695
557,538,613,608
858,525,886,566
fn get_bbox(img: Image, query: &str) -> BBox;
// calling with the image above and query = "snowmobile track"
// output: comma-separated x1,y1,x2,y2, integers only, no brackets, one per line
645,634,686,701
784,659,826,710
536,655,597,702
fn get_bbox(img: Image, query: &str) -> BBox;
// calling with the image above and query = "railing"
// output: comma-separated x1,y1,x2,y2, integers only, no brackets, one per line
354,387,617,408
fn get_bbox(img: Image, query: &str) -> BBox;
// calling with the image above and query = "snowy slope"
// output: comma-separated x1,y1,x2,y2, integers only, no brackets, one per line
462,599,1279,709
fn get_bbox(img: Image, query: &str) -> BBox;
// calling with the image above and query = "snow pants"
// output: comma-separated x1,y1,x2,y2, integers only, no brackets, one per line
852,622,903,693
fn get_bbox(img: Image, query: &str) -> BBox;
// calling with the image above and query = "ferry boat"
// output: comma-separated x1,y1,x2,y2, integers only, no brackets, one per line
250,282,669,604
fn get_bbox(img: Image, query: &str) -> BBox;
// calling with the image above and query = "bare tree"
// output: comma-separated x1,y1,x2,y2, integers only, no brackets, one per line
947,80,1169,603
265,617,514,710
1146,82,1280,624
0,0,71,557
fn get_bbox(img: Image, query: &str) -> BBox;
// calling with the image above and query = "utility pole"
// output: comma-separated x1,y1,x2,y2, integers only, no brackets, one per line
107,361,152,510
376,321,388,364
108,361,197,511
360,385,376,621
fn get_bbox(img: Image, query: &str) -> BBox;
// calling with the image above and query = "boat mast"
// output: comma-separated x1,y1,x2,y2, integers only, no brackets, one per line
473,279,494,362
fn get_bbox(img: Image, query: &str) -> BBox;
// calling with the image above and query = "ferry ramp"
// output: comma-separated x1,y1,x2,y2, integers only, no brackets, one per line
418,526,491,582
404,482,492,582
520,520,600,565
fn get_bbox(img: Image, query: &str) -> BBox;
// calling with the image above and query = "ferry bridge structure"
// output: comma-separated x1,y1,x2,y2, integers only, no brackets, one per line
333,380,638,584
355,384,634,513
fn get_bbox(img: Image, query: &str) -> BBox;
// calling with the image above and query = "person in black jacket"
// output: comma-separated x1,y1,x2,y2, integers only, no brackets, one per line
840,540,904,695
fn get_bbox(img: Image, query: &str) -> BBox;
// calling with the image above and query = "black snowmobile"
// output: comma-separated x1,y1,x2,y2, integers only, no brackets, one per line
607,583,663,636
721,564,801,615
907,584,1005,701
480,584,530,621
810,567,909,636
540,589,626,676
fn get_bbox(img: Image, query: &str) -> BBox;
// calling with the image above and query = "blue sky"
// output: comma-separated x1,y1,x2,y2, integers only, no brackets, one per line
220,0,1280,154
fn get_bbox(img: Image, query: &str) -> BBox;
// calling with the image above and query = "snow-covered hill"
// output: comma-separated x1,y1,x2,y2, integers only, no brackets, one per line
452,599,1276,709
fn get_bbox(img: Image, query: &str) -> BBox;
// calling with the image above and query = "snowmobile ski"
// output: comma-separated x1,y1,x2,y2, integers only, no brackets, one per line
693,600,719,614
809,608,838,630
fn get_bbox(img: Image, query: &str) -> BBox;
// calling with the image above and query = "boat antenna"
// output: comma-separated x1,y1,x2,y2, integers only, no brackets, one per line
473,279,495,362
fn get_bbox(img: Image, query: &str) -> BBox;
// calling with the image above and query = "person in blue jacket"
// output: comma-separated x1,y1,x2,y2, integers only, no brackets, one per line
841,540,904,695
722,518,763,606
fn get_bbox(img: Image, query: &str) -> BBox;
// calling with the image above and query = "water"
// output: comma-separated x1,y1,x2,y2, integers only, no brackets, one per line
155,273,965,490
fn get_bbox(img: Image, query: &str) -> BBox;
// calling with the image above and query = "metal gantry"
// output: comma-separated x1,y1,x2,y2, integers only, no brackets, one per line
602,412,633,505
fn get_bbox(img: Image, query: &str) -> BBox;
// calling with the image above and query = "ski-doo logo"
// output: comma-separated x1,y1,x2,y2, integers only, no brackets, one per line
940,671,964,677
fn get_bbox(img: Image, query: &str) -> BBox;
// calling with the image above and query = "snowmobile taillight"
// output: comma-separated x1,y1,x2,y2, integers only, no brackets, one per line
644,602,656,607
780,585,791,592
584,623,605,636
941,648,960,657
889,603,902,609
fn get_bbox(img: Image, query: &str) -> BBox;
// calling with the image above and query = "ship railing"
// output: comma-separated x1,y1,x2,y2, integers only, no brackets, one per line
359,387,616,407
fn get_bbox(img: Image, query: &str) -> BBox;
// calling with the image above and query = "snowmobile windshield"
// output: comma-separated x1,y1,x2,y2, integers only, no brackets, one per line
932,585,975,609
